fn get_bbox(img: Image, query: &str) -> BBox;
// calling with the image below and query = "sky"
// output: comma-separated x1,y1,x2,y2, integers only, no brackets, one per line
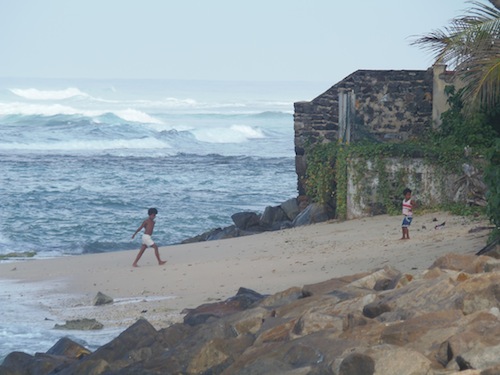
0,0,482,83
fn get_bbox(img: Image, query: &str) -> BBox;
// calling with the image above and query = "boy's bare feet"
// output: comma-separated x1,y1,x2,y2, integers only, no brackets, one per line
132,263,139,267
159,260,167,265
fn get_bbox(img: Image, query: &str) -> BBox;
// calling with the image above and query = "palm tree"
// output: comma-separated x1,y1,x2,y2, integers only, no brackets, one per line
412,1,500,112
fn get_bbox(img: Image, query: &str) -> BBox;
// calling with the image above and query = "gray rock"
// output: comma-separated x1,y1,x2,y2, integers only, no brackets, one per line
93,291,113,306
292,203,334,227
260,205,289,228
280,198,300,221
338,352,375,375
231,211,260,230
54,318,103,330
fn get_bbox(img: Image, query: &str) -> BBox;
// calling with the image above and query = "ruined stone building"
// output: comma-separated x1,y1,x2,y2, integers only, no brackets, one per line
293,65,467,218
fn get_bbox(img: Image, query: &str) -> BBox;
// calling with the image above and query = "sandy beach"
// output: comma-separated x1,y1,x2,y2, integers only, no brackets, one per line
0,211,493,333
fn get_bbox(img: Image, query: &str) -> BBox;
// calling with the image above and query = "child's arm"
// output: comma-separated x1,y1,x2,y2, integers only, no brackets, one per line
132,220,146,239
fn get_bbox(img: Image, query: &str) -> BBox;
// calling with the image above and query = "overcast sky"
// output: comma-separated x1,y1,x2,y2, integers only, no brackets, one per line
0,0,478,83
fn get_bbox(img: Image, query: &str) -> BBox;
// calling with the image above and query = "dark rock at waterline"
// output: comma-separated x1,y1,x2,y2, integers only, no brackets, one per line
231,211,260,230
259,205,289,228
181,199,333,244
54,318,103,330
47,337,91,359
280,197,301,221
292,202,335,227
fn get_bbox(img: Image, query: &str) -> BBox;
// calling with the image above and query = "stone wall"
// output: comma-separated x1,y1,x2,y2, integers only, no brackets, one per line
346,158,458,219
294,68,437,195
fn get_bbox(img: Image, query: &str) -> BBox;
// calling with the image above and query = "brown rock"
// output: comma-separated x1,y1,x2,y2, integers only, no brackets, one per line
380,309,463,347
348,265,402,291
337,352,375,375
302,272,371,296
183,287,265,326
292,310,343,337
333,345,433,375
229,307,268,336
254,317,297,345
431,253,492,274
46,337,91,359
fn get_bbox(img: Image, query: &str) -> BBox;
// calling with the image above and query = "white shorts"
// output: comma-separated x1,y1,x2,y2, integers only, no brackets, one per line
142,234,155,247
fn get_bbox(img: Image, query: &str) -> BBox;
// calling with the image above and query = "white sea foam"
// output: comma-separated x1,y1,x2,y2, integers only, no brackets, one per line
10,87,90,100
192,124,265,144
0,279,122,361
113,108,163,124
0,102,162,124
0,138,171,152
0,102,94,117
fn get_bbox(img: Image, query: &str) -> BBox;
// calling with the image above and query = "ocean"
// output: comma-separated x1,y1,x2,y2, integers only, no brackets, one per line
0,77,328,359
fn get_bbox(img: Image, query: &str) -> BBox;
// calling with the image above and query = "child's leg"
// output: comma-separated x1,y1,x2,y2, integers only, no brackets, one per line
132,245,147,267
153,244,166,265
401,216,411,239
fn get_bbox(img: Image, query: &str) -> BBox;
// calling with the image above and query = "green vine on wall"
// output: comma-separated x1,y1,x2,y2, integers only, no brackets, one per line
335,145,348,220
304,142,338,206
304,140,477,219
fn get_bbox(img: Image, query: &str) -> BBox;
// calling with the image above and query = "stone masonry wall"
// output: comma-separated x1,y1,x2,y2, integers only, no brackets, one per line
346,158,458,219
294,69,434,195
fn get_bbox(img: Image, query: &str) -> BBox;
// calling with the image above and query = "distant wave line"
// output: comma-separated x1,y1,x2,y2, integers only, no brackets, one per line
8,87,294,112
10,87,89,100
0,102,163,124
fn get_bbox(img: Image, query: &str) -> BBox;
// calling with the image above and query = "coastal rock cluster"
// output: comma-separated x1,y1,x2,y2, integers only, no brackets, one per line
182,197,334,244
2,252,500,374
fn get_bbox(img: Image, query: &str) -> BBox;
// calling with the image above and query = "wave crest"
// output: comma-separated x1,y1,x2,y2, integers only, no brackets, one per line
10,87,90,100
193,124,265,144
0,102,162,124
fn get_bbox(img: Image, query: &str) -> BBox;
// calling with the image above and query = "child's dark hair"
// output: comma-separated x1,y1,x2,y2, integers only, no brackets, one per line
403,188,412,195
148,208,158,215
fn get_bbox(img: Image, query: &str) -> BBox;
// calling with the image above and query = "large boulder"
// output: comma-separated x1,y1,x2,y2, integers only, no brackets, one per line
231,212,260,230
280,197,300,221
292,203,334,227
259,205,290,229
47,337,91,359
183,287,265,326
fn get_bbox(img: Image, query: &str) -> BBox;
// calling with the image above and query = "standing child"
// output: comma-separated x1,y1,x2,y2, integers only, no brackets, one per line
132,207,166,267
401,188,416,240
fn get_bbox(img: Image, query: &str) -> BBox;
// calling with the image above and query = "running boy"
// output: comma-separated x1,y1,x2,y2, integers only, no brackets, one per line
132,207,166,267
401,188,416,240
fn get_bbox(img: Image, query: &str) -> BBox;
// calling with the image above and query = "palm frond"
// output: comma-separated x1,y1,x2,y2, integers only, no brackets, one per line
411,0,500,110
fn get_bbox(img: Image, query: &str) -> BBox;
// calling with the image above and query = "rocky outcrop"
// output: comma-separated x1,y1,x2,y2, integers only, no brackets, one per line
2,253,500,374
182,198,335,244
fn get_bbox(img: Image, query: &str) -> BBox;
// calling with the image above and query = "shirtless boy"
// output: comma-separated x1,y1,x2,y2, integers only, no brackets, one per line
132,207,166,267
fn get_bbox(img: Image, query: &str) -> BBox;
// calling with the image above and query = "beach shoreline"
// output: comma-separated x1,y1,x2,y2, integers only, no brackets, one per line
0,212,492,334
0,212,489,324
